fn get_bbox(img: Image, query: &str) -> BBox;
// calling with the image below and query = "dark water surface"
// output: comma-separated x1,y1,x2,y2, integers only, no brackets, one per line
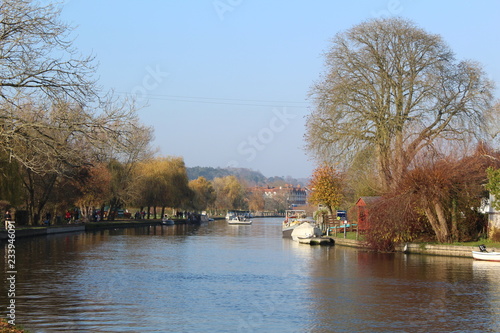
2,218,500,332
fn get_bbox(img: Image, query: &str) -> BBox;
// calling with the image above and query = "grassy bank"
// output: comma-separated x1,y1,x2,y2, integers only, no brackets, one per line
330,231,500,251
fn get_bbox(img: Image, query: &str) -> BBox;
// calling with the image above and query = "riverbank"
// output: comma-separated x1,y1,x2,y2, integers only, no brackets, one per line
330,236,491,258
0,219,197,241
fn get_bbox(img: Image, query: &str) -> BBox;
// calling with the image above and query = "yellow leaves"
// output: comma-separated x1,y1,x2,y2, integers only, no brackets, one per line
308,164,344,210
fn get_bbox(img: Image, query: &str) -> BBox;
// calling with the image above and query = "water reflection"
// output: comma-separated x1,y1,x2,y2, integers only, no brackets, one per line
305,249,500,332
1,219,500,332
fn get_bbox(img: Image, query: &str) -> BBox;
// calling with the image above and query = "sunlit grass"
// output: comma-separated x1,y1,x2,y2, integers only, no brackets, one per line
327,230,365,241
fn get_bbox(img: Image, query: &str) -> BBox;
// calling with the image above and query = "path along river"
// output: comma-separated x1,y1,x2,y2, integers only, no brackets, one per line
1,217,500,332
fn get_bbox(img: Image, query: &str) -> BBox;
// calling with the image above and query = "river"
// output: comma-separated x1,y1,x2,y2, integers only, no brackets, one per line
1,218,500,332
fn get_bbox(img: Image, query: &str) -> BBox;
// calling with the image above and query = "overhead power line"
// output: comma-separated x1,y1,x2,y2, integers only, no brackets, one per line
116,91,312,108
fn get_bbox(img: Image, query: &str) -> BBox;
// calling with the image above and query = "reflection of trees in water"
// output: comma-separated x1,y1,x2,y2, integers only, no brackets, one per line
307,249,495,332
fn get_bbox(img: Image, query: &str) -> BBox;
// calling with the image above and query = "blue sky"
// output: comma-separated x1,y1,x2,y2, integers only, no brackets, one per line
60,0,500,179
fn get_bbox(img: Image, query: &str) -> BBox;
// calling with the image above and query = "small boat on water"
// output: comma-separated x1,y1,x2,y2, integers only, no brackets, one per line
472,245,500,262
282,209,321,241
226,210,252,221
228,216,252,225
161,215,175,225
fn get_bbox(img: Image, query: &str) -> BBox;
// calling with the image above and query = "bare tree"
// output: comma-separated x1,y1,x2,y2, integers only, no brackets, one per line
0,0,96,105
0,1,154,223
306,18,495,191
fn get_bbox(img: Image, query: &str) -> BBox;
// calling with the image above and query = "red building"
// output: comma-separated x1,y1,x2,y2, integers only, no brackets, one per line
355,196,381,231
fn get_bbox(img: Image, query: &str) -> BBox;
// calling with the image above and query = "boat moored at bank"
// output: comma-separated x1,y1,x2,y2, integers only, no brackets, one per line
472,245,500,262
282,210,321,240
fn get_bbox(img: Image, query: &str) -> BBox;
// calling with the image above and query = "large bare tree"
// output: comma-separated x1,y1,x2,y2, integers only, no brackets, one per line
306,18,495,191
0,0,96,105
0,1,153,173
0,0,154,223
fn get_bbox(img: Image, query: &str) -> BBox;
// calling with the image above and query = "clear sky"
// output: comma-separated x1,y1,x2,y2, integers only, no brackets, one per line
59,0,500,179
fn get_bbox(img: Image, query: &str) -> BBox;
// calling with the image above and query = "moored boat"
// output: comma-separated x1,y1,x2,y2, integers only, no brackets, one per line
282,210,321,240
472,251,500,262
472,245,500,262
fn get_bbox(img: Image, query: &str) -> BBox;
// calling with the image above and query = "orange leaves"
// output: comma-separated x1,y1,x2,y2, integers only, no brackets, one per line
308,164,344,213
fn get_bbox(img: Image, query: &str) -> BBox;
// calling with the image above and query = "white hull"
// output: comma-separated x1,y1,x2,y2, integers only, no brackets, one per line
472,251,500,262
228,217,252,225
282,210,321,240
289,222,322,241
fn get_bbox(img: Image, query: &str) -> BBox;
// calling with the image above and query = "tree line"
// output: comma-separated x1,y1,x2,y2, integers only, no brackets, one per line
306,18,500,249
0,1,280,224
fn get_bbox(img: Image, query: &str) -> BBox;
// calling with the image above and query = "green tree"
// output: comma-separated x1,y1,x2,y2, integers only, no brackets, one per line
306,18,494,192
0,152,23,207
486,166,500,210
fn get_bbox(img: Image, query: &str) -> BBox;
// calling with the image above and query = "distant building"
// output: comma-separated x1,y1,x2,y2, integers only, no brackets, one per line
251,184,308,208
488,194,500,241
286,185,307,206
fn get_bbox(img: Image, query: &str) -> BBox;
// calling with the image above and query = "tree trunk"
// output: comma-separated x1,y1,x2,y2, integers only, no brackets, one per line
451,198,459,242
424,201,451,243
434,201,451,243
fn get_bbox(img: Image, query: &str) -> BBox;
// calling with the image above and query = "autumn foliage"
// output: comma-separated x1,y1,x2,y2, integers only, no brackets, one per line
364,195,424,252
308,164,344,214
365,144,500,249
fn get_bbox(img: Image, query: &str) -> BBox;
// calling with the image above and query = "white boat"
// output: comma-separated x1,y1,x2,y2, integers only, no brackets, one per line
472,251,500,262
282,210,321,240
226,210,252,220
228,216,252,225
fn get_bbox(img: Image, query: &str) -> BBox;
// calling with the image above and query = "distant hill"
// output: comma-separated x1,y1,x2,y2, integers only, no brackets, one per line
187,166,233,181
186,166,307,186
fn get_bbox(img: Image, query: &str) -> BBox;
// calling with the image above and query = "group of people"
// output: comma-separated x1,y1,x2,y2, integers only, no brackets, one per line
134,211,146,220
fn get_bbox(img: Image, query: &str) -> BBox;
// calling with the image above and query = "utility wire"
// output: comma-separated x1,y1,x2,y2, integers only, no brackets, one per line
116,91,311,108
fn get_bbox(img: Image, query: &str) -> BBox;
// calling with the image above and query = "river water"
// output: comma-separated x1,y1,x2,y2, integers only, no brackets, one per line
1,218,500,332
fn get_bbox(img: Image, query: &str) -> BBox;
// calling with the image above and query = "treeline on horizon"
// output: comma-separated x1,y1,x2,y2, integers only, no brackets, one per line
186,166,307,186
